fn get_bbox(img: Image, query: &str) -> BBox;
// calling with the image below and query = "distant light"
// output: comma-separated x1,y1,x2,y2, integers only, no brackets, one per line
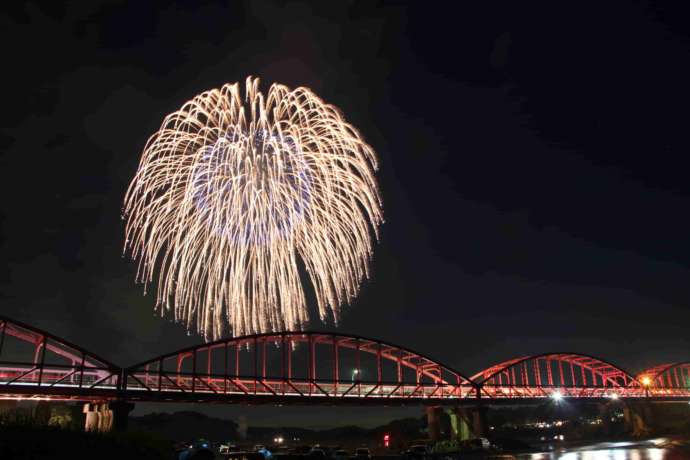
551,391,563,401
609,393,619,400
641,376,651,386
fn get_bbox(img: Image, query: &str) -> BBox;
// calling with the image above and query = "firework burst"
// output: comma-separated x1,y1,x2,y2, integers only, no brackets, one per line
124,77,382,340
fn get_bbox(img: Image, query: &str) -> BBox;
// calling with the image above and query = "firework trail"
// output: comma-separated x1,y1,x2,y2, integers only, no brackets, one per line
124,77,382,340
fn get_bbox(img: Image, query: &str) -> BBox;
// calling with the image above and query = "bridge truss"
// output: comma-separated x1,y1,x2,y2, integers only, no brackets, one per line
472,353,646,399
0,316,119,401
0,316,688,404
124,332,476,404
638,362,690,397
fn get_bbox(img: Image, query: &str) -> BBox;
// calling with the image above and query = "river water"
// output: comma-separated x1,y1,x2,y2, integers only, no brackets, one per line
515,438,690,459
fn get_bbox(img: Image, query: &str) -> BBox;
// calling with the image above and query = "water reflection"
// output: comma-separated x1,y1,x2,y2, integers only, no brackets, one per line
521,450,666,459
517,438,688,460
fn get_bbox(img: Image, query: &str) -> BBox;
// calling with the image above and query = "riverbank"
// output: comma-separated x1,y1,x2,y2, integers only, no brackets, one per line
0,423,172,460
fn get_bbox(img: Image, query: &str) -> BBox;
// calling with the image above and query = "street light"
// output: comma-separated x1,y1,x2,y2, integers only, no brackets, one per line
551,390,563,402
352,368,360,383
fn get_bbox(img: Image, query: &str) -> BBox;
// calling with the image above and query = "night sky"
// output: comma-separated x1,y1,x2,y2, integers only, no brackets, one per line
2,1,690,427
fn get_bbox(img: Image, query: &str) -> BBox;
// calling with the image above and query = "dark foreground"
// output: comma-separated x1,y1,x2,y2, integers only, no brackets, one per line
2,424,690,460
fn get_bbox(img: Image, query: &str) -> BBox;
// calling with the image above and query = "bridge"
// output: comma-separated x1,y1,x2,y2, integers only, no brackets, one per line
1,315,688,433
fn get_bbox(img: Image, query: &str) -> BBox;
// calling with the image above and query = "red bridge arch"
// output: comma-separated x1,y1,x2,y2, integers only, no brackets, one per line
638,363,690,397
0,316,120,401
124,331,477,404
472,353,644,399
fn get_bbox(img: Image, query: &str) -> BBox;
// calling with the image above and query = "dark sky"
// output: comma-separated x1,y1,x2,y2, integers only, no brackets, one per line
2,0,690,427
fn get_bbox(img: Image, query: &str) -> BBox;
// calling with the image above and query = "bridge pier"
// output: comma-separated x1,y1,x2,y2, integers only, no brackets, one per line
448,407,470,441
110,400,135,432
447,406,488,440
623,401,652,438
83,402,109,432
83,400,134,432
472,406,488,438
426,406,442,441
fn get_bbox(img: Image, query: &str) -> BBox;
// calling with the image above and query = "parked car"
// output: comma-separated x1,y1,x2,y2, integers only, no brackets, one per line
178,439,214,460
219,442,239,455
309,448,327,459
405,444,428,458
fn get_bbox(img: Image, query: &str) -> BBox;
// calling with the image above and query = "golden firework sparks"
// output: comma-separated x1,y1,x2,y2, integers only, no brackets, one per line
123,77,383,340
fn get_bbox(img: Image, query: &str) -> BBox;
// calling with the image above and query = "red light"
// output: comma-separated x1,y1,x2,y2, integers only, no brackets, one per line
383,434,390,447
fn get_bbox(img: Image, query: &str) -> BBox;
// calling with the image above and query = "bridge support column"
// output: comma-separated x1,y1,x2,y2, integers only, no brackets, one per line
448,407,487,440
101,403,114,432
471,406,488,438
109,400,135,432
83,401,133,432
426,406,441,441
83,403,102,432
623,402,652,438
448,407,471,441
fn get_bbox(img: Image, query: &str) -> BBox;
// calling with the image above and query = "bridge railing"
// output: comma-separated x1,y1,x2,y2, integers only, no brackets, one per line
125,372,469,399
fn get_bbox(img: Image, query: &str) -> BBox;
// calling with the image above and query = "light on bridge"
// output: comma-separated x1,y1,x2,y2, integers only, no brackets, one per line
609,393,619,400
551,391,563,401
641,376,651,386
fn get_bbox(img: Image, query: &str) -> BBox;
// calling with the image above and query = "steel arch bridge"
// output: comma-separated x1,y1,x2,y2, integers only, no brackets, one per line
0,316,120,400
471,353,645,400
638,362,690,397
123,331,475,404
0,315,689,405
